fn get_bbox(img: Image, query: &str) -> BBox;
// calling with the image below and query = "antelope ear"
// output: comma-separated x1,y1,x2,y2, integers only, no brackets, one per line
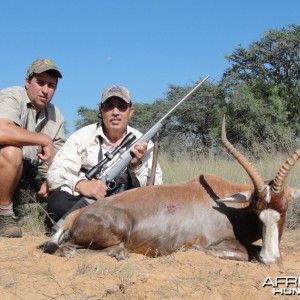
285,186,300,201
217,191,252,203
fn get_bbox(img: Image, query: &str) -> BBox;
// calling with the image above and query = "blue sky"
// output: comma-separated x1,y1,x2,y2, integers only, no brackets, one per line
1,0,299,134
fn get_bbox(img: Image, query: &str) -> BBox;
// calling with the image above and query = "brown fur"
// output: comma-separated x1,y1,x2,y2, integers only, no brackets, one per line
39,174,295,263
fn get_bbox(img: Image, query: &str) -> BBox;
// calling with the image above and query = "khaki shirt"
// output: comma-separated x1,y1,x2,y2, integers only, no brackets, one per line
47,123,163,196
0,86,65,172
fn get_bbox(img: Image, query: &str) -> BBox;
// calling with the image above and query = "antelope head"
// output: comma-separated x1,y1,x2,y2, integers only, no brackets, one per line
218,116,300,264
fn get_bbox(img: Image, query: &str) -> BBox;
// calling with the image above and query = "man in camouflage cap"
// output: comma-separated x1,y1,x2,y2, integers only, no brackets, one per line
26,58,62,79
101,85,131,103
0,58,65,238
46,85,162,228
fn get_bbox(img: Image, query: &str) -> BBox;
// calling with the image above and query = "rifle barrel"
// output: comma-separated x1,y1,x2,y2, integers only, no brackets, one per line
157,75,210,124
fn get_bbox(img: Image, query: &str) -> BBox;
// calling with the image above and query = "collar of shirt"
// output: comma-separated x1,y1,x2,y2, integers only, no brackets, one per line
95,123,130,151
25,96,48,129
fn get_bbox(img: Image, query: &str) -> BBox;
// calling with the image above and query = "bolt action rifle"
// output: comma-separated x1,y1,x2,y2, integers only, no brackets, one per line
52,75,210,231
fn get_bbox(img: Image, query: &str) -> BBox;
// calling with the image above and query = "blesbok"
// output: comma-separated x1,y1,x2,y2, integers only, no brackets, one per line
39,117,300,265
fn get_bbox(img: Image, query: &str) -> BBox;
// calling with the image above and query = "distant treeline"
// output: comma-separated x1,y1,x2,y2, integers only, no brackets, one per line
75,24,300,158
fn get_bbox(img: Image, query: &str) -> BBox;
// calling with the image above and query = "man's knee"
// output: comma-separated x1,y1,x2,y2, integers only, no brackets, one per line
0,146,23,195
0,146,23,169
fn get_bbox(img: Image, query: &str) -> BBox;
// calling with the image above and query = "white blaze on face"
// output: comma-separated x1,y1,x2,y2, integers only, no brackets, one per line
264,185,271,203
259,209,281,265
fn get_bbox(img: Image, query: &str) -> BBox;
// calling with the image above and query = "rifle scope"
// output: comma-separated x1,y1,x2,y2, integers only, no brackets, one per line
85,132,136,180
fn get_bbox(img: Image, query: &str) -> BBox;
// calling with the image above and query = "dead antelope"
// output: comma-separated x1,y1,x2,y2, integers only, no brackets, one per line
39,117,300,265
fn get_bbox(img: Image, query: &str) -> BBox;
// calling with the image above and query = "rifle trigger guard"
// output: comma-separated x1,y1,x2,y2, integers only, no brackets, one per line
108,180,117,191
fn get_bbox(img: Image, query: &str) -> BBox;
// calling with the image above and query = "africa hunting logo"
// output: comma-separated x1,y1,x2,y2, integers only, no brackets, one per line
262,276,300,295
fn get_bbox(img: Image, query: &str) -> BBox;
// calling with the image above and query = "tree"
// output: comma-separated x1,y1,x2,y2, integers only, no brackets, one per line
225,81,294,153
129,100,170,134
141,80,226,156
223,24,300,134
75,106,98,130
224,24,300,87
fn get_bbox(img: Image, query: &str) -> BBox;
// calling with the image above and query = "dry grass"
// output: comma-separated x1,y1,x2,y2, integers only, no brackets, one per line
18,150,300,234
160,150,300,186
15,188,50,235
159,150,300,230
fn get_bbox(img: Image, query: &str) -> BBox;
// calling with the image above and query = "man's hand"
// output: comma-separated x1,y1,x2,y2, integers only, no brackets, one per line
129,142,147,170
75,179,108,200
37,134,54,162
37,180,49,199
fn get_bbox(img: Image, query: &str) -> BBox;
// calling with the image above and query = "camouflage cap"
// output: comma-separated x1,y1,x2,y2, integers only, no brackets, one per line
101,85,131,103
26,58,62,78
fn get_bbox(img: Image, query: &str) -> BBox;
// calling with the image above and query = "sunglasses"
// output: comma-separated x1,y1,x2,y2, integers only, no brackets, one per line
101,102,130,112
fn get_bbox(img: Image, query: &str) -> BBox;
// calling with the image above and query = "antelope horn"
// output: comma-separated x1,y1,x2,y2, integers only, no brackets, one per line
222,115,265,193
272,149,300,193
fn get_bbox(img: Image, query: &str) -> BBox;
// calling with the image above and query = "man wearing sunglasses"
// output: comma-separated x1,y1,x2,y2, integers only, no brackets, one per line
46,85,163,226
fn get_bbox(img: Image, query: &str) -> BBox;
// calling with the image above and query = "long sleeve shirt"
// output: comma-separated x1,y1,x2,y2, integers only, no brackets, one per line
47,123,163,196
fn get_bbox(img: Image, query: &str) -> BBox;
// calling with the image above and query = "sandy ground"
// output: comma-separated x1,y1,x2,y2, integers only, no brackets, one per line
0,228,299,300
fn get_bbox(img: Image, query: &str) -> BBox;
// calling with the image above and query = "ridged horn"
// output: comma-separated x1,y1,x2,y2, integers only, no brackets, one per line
272,149,300,193
222,115,265,193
